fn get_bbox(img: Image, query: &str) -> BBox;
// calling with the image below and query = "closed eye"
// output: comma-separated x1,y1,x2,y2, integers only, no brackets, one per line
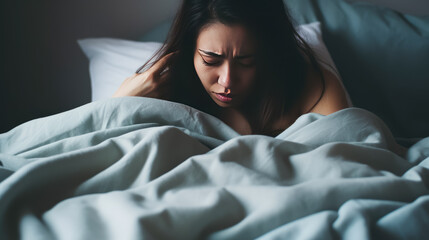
199,53,221,66
197,49,255,67
202,59,221,66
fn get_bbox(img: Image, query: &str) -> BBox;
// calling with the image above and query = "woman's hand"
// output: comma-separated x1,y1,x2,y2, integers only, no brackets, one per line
112,52,176,99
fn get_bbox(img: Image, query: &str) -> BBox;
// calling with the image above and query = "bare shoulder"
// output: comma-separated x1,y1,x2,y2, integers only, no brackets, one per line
302,65,352,115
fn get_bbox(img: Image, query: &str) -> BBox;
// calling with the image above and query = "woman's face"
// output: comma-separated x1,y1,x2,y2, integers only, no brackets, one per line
193,22,257,108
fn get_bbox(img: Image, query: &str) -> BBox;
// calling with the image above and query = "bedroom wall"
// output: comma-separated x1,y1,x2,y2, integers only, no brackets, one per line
1,0,427,133
1,0,180,133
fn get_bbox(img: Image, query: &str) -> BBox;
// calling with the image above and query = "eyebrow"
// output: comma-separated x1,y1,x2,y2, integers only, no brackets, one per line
198,49,254,59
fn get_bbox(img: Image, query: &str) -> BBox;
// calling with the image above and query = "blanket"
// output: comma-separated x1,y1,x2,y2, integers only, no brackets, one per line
0,97,428,239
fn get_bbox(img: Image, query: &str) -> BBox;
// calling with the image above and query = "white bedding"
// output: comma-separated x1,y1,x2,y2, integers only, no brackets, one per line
0,97,428,239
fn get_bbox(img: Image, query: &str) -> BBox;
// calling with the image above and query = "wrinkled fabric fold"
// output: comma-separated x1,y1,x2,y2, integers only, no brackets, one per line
0,97,428,239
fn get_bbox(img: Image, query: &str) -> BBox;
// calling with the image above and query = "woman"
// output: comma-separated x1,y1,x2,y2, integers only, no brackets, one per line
113,0,351,136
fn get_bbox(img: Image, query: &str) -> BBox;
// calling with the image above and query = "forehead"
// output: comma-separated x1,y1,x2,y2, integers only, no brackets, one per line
196,22,256,54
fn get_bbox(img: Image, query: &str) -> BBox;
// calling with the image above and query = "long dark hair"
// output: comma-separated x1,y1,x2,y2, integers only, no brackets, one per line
137,0,325,135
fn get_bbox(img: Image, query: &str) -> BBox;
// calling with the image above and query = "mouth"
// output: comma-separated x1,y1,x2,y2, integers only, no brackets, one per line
213,92,234,103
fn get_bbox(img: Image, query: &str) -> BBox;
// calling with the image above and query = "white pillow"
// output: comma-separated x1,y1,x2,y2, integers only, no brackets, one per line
296,22,339,77
78,22,342,102
78,39,162,101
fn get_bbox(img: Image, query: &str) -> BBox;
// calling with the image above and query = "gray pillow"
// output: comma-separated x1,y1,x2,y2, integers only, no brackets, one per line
284,0,429,138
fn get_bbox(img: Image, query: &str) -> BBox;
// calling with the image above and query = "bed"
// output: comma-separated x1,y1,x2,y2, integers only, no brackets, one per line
1,0,429,239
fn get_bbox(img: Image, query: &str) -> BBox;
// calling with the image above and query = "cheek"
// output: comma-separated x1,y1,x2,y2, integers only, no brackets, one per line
239,68,257,89
194,59,216,87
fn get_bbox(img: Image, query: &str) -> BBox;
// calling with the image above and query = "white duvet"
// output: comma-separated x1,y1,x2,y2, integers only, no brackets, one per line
0,97,428,239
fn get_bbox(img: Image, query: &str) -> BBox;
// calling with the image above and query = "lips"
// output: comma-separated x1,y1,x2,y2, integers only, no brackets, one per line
214,92,234,103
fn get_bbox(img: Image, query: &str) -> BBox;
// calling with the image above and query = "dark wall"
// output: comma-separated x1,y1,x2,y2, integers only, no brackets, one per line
0,0,179,133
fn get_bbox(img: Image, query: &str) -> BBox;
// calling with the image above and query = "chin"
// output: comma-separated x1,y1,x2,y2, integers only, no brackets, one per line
213,98,241,108
216,102,234,108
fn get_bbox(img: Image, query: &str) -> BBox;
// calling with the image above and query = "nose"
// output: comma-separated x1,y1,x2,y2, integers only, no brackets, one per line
217,63,233,89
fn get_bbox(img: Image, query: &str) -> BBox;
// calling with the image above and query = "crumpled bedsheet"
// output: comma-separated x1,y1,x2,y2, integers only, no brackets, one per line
0,97,428,239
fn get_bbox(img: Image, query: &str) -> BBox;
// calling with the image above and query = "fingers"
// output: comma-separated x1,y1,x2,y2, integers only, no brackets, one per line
147,51,178,77
113,51,177,99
